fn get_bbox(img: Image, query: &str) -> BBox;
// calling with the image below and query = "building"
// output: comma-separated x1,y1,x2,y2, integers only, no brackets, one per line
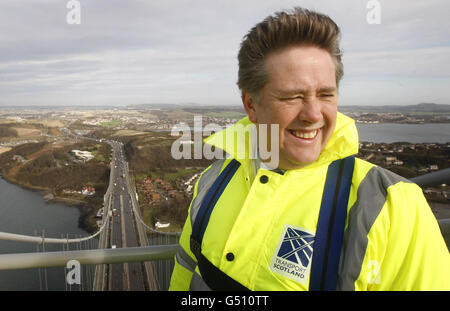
155,221,170,229
71,150,94,161
82,186,95,196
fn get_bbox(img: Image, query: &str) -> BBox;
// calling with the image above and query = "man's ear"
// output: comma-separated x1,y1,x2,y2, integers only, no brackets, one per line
242,92,258,123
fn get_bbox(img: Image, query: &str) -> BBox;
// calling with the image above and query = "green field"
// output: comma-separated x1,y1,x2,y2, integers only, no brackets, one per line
100,120,122,128
163,168,199,181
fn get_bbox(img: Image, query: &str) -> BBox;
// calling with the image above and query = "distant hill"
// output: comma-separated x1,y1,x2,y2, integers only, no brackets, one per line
128,103,185,109
340,103,450,113
128,103,450,114
2,103,449,113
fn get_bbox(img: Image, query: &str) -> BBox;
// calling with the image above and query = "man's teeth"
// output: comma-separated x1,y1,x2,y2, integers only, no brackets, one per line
291,129,318,139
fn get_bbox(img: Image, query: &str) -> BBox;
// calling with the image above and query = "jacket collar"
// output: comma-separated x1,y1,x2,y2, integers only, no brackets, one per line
203,112,359,170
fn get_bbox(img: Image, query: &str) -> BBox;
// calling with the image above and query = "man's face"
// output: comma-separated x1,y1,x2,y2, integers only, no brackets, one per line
243,45,338,170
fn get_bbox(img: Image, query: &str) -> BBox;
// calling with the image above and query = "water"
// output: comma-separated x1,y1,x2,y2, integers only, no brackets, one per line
0,177,93,291
356,123,450,143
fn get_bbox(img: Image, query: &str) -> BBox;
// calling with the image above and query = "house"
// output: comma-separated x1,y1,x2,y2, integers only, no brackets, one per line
151,192,161,201
82,186,95,196
430,165,439,171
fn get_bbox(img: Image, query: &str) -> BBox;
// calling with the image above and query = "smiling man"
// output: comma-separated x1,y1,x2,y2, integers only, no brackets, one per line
169,7,450,291
242,45,338,169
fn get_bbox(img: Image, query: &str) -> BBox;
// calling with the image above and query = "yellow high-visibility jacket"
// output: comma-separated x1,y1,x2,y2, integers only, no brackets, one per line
169,113,450,291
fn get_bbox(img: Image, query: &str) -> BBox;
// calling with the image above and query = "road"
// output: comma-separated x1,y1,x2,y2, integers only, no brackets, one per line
62,124,158,290
108,140,147,291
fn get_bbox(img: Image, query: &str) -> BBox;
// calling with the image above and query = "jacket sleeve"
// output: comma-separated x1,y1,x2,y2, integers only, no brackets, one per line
357,181,450,290
168,171,203,291
168,211,197,291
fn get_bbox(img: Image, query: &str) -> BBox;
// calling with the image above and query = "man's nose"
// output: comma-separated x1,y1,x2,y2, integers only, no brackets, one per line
298,98,322,124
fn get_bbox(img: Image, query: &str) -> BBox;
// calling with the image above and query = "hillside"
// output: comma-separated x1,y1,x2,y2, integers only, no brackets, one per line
0,140,111,232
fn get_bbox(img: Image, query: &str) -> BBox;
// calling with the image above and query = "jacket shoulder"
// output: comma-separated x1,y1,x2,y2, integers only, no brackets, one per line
353,157,412,194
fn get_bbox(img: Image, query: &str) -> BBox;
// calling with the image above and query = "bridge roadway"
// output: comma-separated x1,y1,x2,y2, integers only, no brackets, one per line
98,140,158,291
109,182,146,290
61,126,158,291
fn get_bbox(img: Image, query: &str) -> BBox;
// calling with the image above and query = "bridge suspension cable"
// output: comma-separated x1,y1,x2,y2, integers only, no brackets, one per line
123,162,180,237
0,191,113,244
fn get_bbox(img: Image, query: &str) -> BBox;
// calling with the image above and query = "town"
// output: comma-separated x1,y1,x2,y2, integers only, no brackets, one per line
358,141,449,203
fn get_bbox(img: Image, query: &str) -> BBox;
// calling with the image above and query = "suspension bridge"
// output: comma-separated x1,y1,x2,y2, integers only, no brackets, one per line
0,127,181,291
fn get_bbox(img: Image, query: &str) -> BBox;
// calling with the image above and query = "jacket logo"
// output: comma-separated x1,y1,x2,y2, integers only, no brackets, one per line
270,224,314,285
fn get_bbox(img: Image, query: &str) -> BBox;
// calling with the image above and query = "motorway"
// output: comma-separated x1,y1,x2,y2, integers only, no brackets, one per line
107,141,148,291
62,124,158,290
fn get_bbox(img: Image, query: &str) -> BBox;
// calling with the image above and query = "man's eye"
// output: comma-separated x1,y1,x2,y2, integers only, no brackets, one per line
281,96,302,101
320,94,334,97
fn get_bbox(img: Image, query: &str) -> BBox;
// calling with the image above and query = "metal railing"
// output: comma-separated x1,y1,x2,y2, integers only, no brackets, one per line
410,167,450,187
0,245,179,271
410,167,450,240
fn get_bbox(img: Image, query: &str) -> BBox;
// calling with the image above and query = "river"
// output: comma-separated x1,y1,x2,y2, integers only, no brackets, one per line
356,123,450,143
0,123,448,290
0,177,94,290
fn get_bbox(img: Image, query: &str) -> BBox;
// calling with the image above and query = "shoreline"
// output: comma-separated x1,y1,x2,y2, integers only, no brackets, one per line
0,172,99,233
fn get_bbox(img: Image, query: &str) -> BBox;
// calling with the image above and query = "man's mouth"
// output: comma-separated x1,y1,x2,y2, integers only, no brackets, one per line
288,128,320,140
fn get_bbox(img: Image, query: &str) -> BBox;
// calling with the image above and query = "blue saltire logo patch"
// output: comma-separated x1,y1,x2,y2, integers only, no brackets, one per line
270,224,315,285
277,227,314,266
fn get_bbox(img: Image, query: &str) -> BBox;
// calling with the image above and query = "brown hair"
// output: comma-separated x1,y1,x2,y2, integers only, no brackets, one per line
237,7,344,97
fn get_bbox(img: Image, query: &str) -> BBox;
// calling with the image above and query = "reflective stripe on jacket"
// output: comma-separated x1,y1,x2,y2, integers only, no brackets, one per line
169,113,450,291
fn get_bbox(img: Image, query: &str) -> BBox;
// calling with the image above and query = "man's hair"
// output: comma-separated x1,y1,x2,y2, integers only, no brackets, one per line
237,7,343,97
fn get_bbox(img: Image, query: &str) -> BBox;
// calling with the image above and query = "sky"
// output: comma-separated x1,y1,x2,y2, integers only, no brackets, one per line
0,0,449,107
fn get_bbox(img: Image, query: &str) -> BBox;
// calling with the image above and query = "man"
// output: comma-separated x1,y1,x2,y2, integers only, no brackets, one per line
169,7,450,290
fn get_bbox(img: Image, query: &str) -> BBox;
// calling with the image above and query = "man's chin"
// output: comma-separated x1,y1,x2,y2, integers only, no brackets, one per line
277,150,321,170
278,157,316,170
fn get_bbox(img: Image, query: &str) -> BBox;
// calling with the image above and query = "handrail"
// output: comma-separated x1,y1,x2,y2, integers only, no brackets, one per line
0,245,180,271
410,168,450,187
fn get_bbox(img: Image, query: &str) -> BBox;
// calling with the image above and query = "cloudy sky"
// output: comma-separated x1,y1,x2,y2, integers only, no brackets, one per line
0,0,449,107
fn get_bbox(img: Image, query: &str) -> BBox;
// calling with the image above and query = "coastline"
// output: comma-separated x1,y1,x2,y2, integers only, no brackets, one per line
0,172,98,233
